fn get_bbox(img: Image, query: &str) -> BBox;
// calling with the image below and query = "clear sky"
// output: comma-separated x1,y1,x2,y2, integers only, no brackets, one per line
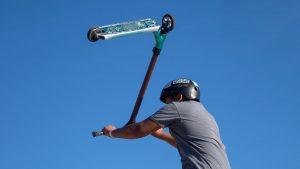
1,0,300,169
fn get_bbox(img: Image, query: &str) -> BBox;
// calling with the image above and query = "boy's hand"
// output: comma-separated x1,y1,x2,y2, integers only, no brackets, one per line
102,125,117,137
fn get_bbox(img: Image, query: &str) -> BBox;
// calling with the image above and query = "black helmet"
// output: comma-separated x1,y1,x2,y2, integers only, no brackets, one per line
160,78,200,103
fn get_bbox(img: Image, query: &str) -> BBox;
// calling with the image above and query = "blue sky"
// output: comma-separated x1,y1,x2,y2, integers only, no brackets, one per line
0,0,300,169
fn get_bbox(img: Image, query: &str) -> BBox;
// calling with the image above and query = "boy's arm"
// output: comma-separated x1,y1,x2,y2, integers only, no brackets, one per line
102,119,177,148
102,119,161,139
151,128,177,148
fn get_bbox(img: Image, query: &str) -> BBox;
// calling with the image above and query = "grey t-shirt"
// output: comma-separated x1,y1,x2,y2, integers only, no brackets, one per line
149,101,231,169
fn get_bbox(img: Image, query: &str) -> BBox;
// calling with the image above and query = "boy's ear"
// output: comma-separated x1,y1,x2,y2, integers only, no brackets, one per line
175,93,183,101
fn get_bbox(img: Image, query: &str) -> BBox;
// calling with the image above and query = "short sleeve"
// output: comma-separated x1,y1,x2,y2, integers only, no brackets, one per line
149,103,180,128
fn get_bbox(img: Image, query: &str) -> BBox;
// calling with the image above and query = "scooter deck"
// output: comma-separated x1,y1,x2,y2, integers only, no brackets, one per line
94,19,160,40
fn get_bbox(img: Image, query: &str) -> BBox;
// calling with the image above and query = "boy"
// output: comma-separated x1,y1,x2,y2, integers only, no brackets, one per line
102,78,231,169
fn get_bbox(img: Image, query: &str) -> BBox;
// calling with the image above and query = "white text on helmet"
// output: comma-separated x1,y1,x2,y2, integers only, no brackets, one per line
172,79,190,85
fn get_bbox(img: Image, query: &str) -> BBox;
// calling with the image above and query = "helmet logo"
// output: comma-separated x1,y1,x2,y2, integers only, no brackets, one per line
172,78,190,85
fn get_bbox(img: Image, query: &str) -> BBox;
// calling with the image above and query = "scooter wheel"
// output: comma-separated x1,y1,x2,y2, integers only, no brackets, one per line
161,14,175,34
87,27,101,42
